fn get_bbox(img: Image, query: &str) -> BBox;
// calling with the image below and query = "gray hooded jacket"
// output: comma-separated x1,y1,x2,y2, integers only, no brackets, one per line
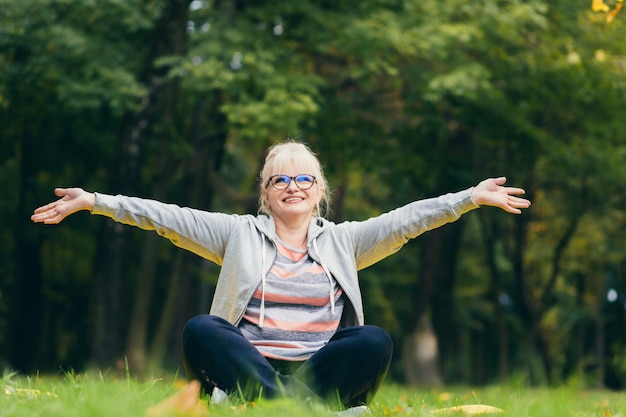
92,188,478,328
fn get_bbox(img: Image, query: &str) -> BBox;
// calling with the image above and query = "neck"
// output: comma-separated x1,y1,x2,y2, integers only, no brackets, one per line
274,218,310,249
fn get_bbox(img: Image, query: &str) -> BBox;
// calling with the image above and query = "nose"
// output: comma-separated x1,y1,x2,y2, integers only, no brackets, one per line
285,179,299,191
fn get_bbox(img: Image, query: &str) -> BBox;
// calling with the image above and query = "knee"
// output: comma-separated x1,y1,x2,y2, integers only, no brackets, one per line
360,325,393,361
182,314,226,345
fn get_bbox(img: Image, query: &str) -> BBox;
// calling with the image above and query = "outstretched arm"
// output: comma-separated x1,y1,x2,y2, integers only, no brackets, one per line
471,177,531,214
31,188,96,224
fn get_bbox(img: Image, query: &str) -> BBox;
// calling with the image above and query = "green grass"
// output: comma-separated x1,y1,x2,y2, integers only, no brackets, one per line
1,370,625,417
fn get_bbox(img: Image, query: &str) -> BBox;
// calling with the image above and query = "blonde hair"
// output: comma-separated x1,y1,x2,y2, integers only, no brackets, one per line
258,140,331,217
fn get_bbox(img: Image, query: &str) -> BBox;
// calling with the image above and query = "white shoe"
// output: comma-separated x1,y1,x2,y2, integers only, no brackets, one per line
334,405,370,416
210,387,228,404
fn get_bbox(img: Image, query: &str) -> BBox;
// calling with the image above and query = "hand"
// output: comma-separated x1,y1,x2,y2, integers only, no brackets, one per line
471,177,531,214
31,188,96,224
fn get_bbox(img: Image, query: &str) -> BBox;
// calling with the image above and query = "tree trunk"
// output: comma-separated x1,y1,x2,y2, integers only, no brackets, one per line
124,0,191,374
431,221,464,382
512,213,553,384
148,94,228,370
594,271,607,388
149,249,186,368
404,220,463,385
12,148,44,371
403,316,443,386
125,232,161,376
125,131,182,375
90,0,191,368
479,212,509,380
11,104,51,372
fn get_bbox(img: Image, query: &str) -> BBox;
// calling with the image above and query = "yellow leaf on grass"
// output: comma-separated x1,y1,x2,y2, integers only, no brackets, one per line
438,392,453,402
4,387,57,398
431,404,504,415
607,2,623,22
145,380,208,417
592,0,610,12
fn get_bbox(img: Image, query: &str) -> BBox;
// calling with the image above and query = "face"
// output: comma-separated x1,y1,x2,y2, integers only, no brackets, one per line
264,166,322,220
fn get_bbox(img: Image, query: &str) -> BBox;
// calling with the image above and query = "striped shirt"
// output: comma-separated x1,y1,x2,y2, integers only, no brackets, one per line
239,240,344,361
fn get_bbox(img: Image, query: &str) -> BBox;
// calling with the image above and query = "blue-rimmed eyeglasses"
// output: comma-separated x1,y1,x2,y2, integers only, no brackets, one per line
266,174,317,190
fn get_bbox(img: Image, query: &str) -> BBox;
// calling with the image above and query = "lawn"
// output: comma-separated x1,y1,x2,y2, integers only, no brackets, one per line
1,370,624,417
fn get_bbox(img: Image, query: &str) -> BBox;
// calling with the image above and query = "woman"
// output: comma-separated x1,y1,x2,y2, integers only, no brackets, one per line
31,141,531,413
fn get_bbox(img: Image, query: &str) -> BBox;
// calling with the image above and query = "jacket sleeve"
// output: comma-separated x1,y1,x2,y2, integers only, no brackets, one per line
342,188,479,270
91,193,238,265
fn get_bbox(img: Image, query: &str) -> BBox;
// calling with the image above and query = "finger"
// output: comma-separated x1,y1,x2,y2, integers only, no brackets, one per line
31,206,55,219
504,198,530,213
31,209,61,224
32,201,60,215
44,208,64,224
43,216,62,224
503,187,526,196
501,201,522,214
509,196,531,207
54,188,69,197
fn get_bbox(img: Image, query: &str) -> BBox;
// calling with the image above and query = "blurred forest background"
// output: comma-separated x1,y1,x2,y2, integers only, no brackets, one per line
2,0,626,390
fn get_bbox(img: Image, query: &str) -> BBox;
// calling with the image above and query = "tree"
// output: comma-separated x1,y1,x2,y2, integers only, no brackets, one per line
3,0,626,387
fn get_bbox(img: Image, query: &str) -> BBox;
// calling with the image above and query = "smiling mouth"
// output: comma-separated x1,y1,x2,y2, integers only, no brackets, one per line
283,197,304,202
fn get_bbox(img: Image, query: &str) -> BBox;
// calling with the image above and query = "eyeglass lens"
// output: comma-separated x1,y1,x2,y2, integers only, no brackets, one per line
270,175,315,190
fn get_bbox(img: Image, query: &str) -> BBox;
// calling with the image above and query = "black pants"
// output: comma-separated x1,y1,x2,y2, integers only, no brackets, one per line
182,314,393,409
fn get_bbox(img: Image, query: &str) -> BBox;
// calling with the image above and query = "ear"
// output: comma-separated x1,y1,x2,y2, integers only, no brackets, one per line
262,191,269,209
315,185,324,206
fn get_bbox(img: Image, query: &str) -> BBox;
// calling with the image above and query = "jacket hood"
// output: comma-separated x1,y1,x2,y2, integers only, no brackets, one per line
253,214,329,245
